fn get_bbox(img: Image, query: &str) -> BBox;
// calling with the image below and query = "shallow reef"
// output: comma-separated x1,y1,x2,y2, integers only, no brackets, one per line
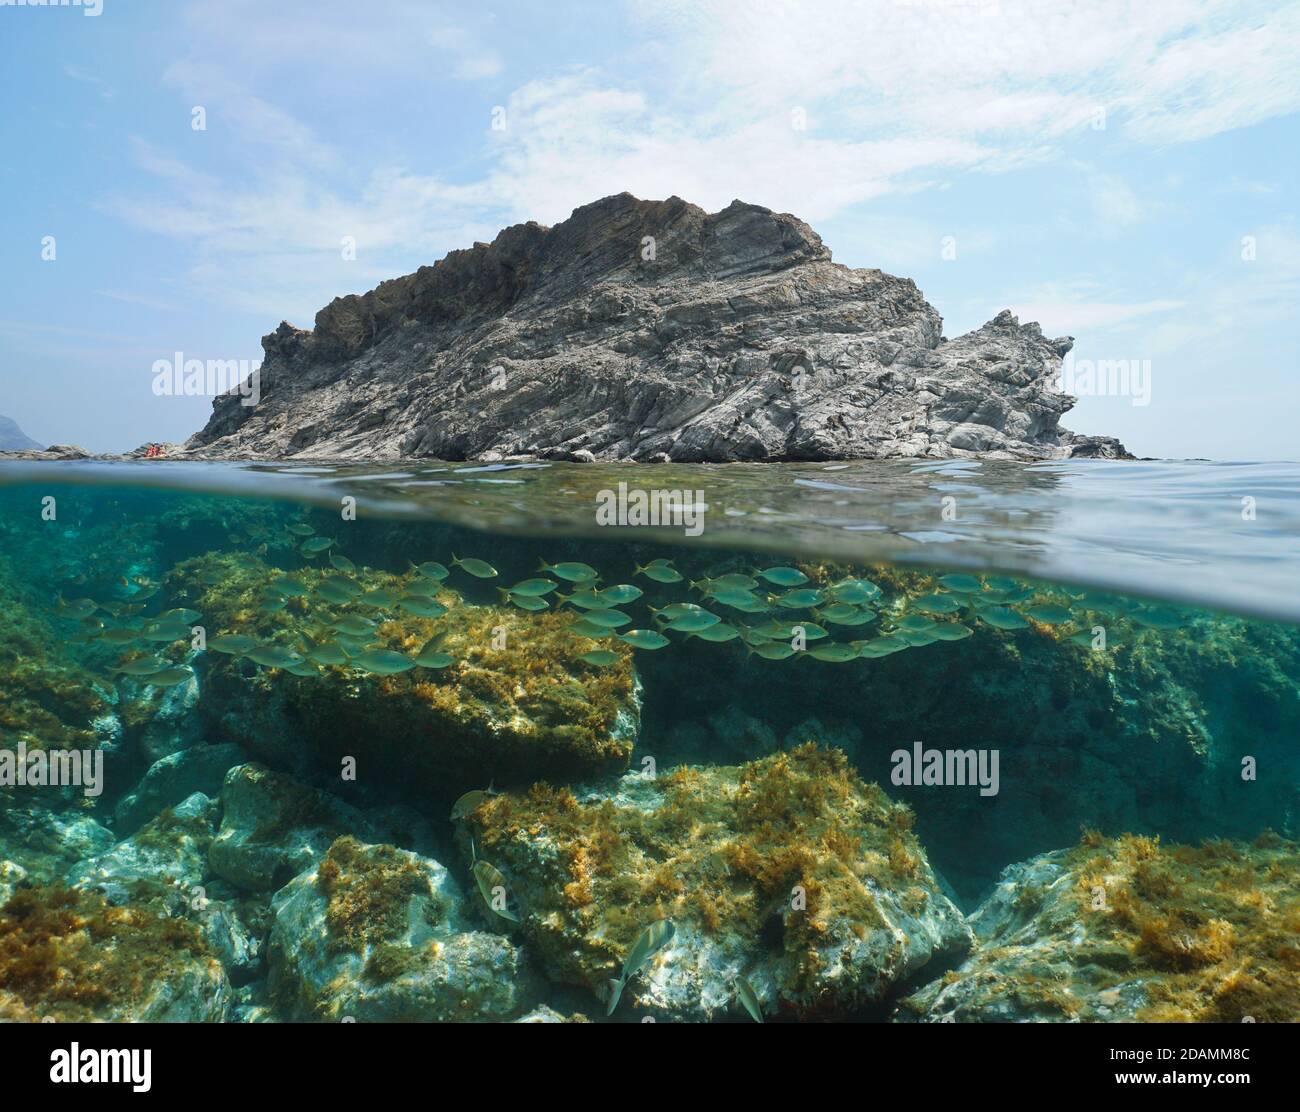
0,884,230,1022
461,744,971,1020
0,485,1296,1023
898,831,1300,1023
267,835,533,1022
172,553,639,793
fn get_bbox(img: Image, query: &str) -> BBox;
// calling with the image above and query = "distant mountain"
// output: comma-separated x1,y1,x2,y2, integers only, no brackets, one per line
0,414,41,452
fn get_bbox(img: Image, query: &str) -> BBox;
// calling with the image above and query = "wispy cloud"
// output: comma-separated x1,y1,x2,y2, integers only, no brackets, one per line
103,0,1300,324
63,63,113,100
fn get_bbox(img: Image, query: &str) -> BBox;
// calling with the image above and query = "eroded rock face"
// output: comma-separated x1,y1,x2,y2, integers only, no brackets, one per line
266,836,533,1021
184,194,1127,463
460,744,971,1020
896,833,1300,1023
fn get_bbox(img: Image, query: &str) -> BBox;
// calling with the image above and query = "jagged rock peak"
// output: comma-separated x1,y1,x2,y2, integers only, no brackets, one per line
185,193,1128,463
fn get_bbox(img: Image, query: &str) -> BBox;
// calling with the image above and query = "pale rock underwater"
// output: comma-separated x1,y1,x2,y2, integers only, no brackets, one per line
0,480,1297,1022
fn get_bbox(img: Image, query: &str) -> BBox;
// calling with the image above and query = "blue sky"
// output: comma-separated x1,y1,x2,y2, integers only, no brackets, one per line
1,0,1297,458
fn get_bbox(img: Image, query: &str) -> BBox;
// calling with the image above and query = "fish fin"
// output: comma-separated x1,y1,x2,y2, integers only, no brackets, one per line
605,978,625,1017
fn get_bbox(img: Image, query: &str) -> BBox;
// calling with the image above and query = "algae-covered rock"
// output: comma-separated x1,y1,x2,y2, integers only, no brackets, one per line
463,743,971,1020
70,791,216,904
176,555,640,796
0,885,232,1022
896,832,1300,1023
209,764,373,892
267,836,533,1021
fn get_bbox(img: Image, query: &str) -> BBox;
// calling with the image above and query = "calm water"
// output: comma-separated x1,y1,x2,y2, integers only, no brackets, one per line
0,459,1296,1023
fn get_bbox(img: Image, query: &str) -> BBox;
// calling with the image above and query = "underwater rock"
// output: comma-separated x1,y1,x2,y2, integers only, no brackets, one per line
182,556,641,796
461,744,971,1020
0,885,232,1022
113,742,245,834
197,896,265,987
183,193,1127,463
637,567,1300,900
69,792,217,905
896,832,1300,1023
0,555,112,765
267,835,533,1021
0,807,116,884
658,706,779,765
209,764,376,893
515,1004,591,1023
0,860,27,906
129,667,206,765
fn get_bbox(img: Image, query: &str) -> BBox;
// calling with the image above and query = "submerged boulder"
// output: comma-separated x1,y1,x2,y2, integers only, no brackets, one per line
0,885,231,1022
0,807,115,884
209,763,373,893
461,744,971,1020
112,741,244,834
177,555,640,796
267,836,533,1021
897,832,1300,1023
70,791,216,904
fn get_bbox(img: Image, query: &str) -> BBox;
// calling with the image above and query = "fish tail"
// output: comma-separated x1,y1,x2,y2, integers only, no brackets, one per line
605,978,626,1017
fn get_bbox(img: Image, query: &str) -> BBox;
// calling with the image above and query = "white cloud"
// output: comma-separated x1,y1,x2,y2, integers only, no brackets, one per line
631,0,1300,146
1006,296,1186,334
106,0,1299,320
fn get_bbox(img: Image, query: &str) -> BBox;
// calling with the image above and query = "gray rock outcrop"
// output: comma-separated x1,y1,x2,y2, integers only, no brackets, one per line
184,193,1127,463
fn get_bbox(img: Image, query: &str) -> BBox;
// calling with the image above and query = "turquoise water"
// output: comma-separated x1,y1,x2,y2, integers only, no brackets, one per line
0,460,1296,1023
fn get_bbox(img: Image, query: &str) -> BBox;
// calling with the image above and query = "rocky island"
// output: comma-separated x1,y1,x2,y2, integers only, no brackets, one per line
184,194,1128,463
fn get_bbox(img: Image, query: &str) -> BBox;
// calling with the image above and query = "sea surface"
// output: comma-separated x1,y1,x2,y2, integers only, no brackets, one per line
0,458,1296,1023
